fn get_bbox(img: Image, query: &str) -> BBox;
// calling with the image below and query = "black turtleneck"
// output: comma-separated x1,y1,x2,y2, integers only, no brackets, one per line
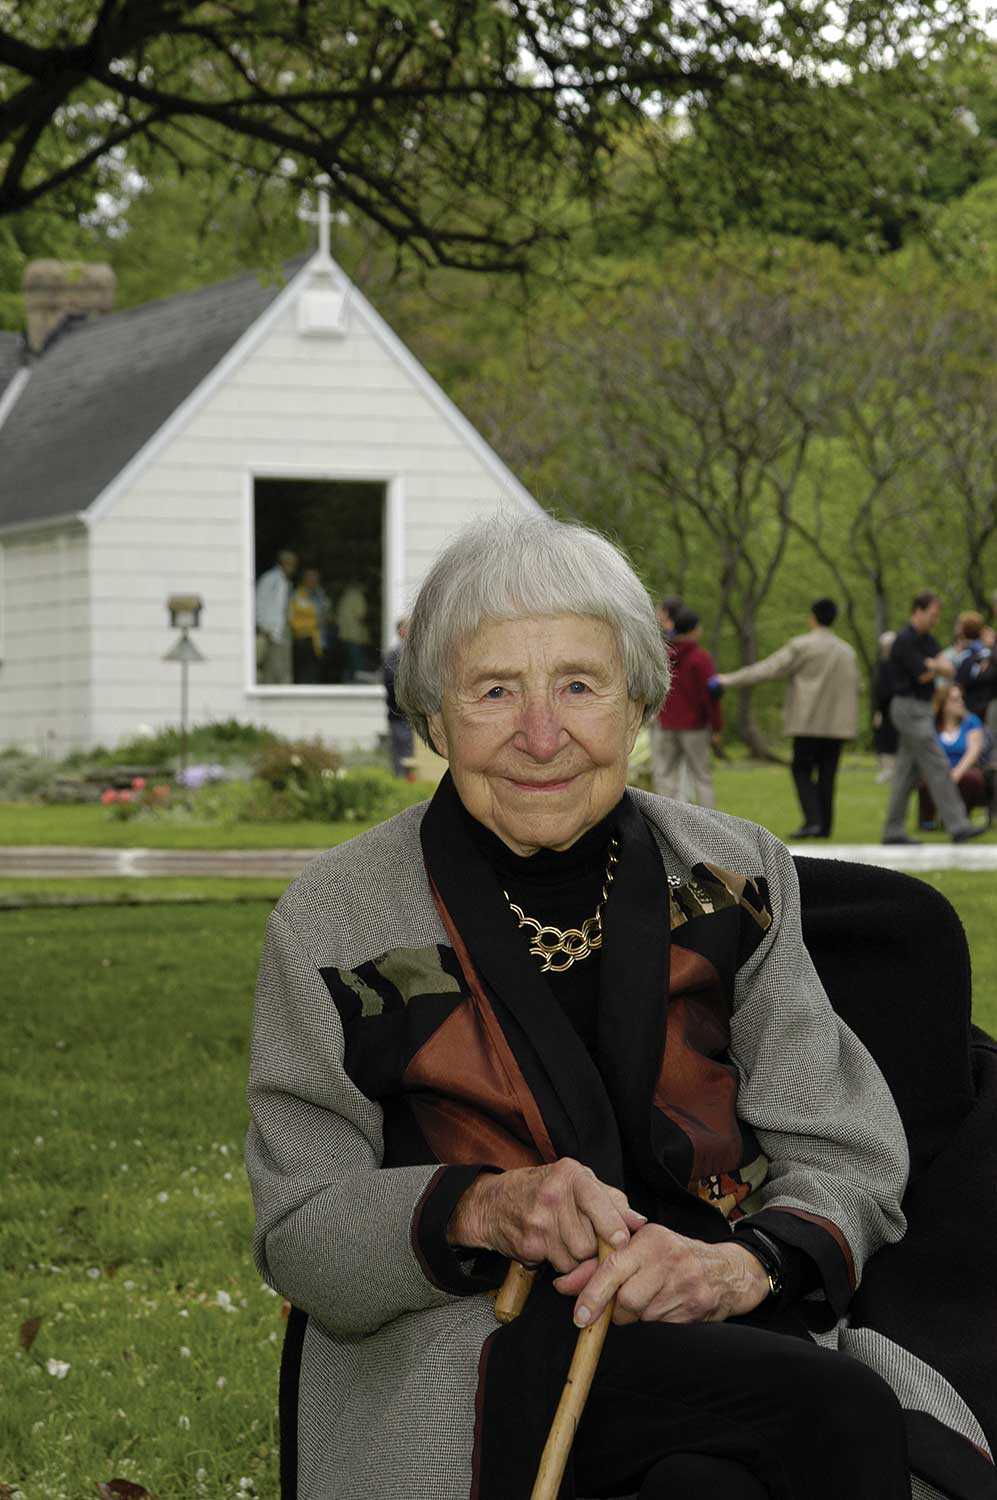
459,799,622,1054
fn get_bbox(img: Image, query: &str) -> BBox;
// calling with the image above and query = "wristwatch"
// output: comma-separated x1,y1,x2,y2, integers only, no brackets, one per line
736,1227,785,1300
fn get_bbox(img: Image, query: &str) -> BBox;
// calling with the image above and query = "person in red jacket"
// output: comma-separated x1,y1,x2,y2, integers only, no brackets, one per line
651,607,723,806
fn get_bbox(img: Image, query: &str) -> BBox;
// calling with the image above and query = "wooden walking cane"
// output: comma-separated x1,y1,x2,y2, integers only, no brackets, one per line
530,1238,614,1500
493,1246,615,1499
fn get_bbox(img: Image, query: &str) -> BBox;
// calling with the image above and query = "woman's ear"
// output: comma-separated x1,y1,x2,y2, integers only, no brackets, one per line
427,712,450,760
626,699,646,751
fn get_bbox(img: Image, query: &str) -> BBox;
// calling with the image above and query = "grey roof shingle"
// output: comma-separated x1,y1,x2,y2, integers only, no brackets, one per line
0,259,307,531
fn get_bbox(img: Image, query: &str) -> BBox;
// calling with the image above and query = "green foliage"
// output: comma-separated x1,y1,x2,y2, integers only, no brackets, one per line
0,0,987,279
0,749,64,802
283,766,432,823
253,738,342,791
69,721,279,772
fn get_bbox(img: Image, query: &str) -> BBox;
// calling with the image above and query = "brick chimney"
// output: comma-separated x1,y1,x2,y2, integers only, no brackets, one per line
22,260,117,354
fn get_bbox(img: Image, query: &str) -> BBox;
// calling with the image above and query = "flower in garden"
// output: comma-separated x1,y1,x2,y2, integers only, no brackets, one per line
46,1358,70,1378
100,789,117,805
131,777,147,790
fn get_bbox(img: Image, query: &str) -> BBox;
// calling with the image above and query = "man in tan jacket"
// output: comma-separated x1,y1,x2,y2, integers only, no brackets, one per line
717,598,859,838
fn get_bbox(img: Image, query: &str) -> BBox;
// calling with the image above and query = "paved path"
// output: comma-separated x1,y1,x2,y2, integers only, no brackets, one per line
2,841,997,878
0,846,320,878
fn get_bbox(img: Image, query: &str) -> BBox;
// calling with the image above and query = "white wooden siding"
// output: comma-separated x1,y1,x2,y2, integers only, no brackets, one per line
0,525,90,753
85,270,530,750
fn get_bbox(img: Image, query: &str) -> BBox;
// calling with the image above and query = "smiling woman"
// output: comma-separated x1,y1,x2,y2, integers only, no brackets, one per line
245,514,985,1500
425,614,644,855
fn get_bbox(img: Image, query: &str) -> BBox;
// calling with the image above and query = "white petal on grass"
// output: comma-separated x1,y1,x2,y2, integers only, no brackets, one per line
87,1267,101,1279
157,1191,169,1203
216,1375,227,1388
179,1414,191,1429
180,1346,192,1358
46,1358,70,1379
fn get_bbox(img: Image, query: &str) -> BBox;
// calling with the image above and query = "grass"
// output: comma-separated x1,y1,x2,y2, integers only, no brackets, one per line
1,903,281,1499
2,866,995,1497
0,878,287,910
0,803,359,849
0,752,992,850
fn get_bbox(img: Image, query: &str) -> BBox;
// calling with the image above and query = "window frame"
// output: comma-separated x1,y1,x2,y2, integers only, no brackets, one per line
242,464,404,698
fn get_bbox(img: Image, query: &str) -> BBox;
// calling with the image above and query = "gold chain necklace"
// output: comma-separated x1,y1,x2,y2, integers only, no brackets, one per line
503,838,619,974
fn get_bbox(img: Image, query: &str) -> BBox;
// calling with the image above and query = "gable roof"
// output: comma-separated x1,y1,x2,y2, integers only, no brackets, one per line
0,260,307,533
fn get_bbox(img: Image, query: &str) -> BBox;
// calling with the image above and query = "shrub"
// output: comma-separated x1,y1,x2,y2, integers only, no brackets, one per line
176,777,295,825
254,738,341,791
285,766,430,823
100,777,173,820
79,719,279,769
0,749,61,801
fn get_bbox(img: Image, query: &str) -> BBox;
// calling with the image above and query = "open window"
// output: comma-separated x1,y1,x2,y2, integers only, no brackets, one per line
252,477,385,687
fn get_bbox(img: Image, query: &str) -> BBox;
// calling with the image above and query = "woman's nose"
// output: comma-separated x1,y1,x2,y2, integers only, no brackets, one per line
515,700,565,760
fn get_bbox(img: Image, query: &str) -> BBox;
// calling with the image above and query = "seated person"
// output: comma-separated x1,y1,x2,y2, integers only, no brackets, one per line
918,683,991,829
246,515,989,1500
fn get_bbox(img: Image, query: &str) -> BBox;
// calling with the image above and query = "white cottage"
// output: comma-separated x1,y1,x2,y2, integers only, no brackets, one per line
0,228,538,755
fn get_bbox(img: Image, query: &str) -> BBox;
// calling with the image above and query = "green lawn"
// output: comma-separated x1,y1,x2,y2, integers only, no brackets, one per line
0,802,357,848
2,903,281,1499
2,868,995,1497
0,878,287,909
1,753,992,850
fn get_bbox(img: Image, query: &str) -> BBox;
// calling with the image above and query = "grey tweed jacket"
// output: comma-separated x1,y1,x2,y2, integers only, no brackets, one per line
247,791,924,1499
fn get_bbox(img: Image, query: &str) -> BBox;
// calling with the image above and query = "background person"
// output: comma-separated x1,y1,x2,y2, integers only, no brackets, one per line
881,591,984,846
247,515,916,1500
716,598,858,839
288,565,331,685
872,630,898,783
382,616,415,779
918,683,991,829
650,606,722,807
254,548,297,685
337,580,370,682
655,594,683,637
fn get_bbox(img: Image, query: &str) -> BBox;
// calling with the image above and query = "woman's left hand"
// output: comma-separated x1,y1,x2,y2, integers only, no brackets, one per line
552,1223,770,1328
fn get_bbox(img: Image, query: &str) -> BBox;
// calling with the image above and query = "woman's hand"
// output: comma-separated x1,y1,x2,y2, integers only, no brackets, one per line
445,1158,646,1272
552,1224,770,1327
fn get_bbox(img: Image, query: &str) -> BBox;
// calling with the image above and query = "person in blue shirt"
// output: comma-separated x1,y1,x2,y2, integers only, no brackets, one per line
918,682,991,829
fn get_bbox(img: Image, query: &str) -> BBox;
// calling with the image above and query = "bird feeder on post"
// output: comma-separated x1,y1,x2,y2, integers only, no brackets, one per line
164,595,205,775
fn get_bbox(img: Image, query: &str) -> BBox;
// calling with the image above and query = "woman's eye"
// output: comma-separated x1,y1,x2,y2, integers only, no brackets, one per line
484,685,506,700
567,680,590,695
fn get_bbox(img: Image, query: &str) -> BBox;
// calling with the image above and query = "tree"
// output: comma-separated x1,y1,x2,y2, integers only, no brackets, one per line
914,290,997,613
0,0,982,273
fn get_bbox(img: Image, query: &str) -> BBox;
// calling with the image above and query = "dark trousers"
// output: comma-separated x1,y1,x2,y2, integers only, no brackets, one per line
791,736,843,835
573,1312,910,1500
483,1276,909,1500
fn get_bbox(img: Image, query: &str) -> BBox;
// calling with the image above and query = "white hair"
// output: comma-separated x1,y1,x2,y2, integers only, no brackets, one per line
395,512,671,745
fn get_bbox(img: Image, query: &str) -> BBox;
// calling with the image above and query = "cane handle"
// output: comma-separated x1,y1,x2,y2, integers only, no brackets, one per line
494,1260,538,1324
530,1238,615,1500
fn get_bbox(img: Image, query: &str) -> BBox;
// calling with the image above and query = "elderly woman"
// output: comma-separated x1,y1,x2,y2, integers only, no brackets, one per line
247,515,916,1500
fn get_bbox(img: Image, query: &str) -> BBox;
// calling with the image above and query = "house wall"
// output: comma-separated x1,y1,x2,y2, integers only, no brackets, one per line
0,524,91,753
86,270,532,751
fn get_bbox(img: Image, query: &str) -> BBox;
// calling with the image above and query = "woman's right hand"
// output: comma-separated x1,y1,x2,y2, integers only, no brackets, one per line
446,1158,646,1273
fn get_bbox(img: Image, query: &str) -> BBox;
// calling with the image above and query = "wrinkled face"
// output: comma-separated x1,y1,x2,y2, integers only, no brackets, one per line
428,615,644,856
